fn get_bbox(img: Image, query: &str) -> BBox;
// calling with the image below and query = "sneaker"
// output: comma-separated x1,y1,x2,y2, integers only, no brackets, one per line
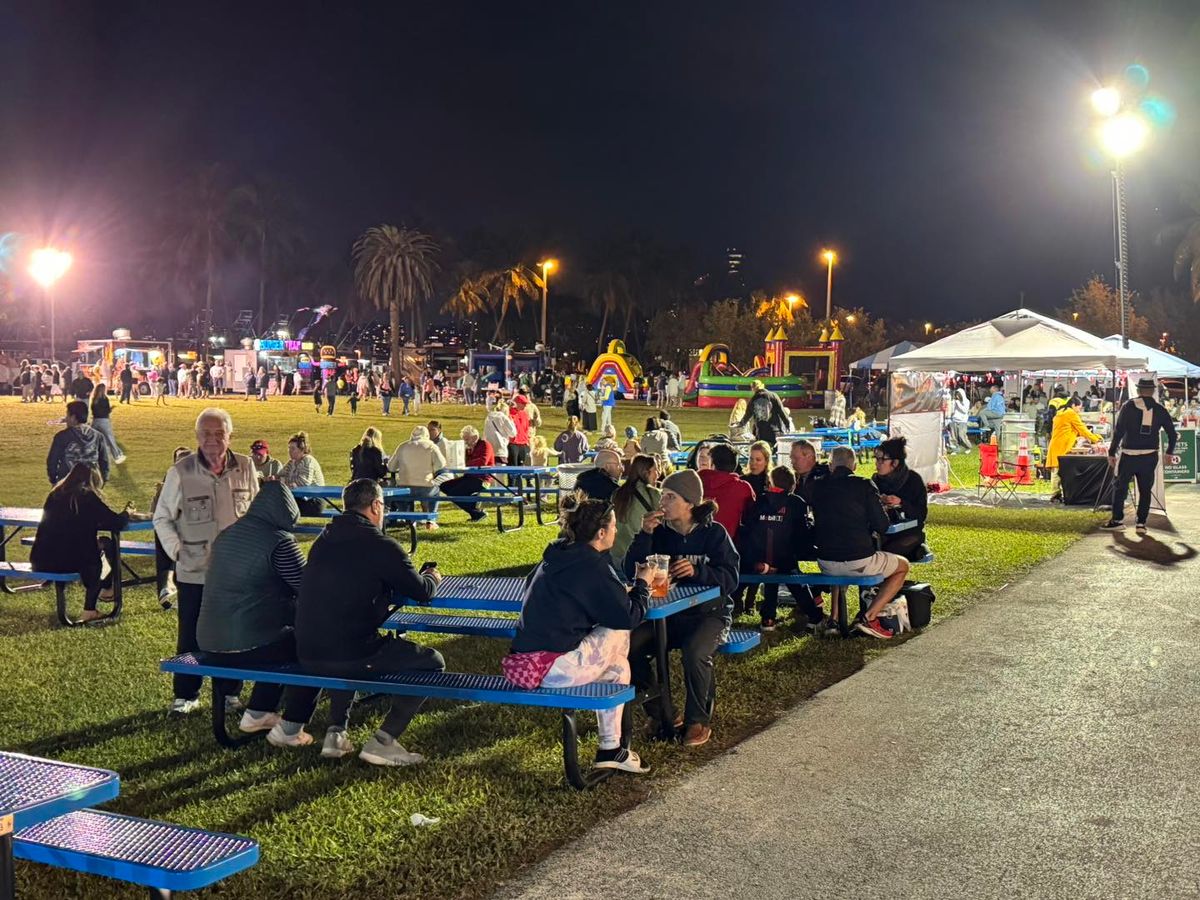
1100,520,1125,530
170,698,201,715
760,618,777,632
1135,522,1148,535
468,510,487,523
593,746,651,774
158,587,174,611
225,695,245,712
359,735,425,767
321,730,356,759
682,723,712,747
854,615,893,640
113,454,127,465
425,521,439,531
238,710,280,733
266,723,314,748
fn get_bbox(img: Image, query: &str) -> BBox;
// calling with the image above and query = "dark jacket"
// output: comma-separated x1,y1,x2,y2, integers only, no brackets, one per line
743,469,769,500
1109,397,1177,456
350,444,389,481
197,482,302,653
70,376,94,400
624,518,740,620
295,511,436,662
47,424,110,485
738,490,815,571
91,393,112,421
576,467,619,502
511,540,649,654
872,465,927,543
739,389,792,442
30,489,128,573
793,462,830,505
811,467,890,562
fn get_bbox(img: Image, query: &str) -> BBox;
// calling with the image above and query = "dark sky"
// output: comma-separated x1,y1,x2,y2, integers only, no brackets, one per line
1,0,1198,327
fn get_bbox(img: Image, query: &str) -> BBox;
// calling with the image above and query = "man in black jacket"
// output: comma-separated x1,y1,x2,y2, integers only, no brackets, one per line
576,448,622,501
1102,377,1179,534
811,446,909,639
790,439,830,504
295,478,444,766
46,401,110,485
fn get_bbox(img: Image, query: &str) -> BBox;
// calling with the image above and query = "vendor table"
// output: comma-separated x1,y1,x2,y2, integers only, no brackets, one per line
1058,454,1110,506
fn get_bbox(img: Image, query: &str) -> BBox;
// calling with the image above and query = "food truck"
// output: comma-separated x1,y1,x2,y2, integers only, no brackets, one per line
74,331,174,386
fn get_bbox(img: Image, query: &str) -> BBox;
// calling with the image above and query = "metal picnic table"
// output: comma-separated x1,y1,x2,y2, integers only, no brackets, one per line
0,751,120,900
290,484,410,510
439,465,560,525
0,507,155,624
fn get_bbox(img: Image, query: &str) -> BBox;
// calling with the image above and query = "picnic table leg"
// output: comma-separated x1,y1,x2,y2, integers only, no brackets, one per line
652,618,678,741
561,711,612,790
0,526,42,595
106,530,124,623
406,522,418,554
834,586,848,636
211,681,263,749
533,476,560,527
0,826,13,900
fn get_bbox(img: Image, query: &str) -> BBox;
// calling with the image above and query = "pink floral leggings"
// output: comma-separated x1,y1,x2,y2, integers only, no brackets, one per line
541,627,631,749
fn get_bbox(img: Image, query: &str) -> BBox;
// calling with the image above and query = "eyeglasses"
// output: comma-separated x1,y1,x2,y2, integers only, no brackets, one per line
875,455,895,463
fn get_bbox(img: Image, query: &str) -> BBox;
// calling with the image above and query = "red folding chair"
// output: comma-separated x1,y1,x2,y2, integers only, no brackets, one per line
978,443,1020,503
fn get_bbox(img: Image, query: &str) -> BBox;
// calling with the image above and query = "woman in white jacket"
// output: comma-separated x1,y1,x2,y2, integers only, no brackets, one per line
484,399,517,461
948,388,972,454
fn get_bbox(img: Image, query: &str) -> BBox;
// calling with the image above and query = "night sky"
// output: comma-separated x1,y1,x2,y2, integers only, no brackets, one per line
1,1,1198,327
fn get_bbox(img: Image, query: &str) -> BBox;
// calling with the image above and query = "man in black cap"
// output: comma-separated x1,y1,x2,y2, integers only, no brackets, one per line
1102,377,1178,534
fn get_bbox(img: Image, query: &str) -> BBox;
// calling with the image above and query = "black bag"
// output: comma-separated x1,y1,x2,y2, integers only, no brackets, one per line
902,581,935,629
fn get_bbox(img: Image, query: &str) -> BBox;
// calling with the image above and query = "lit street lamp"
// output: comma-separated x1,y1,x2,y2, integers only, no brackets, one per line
924,322,933,336
538,259,557,348
28,247,73,361
820,249,837,325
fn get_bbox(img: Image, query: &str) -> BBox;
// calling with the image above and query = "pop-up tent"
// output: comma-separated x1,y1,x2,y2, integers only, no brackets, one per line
1101,336,1200,378
850,340,923,370
889,309,1149,372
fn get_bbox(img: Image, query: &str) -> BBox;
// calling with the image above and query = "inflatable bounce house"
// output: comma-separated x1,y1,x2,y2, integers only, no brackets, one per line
683,324,845,409
586,339,643,395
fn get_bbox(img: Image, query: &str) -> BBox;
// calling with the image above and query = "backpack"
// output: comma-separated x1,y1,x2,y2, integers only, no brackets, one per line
901,581,936,628
751,394,772,422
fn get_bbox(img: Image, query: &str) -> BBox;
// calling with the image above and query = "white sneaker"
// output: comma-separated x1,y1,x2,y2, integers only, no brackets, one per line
425,521,439,531
225,695,245,712
171,698,200,715
113,454,127,465
266,723,314,747
321,730,355,759
359,735,425,767
238,710,281,733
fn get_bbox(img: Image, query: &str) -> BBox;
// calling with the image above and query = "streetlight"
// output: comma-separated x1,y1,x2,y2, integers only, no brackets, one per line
28,247,73,361
820,249,837,324
845,314,857,325
924,322,933,336
538,259,558,348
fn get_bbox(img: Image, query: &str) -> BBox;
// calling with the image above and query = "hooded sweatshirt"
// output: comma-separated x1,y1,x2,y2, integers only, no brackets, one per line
296,510,436,662
698,468,755,541
511,540,649,654
46,423,110,484
624,516,740,620
738,489,815,571
196,481,304,652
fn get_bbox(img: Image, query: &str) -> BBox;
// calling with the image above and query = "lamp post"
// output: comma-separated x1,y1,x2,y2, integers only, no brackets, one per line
820,249,837,324
538,259,557,348
28,247,73,361
1091,87,1150,349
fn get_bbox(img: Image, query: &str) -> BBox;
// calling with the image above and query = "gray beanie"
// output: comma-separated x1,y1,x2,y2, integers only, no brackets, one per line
661,469,704,507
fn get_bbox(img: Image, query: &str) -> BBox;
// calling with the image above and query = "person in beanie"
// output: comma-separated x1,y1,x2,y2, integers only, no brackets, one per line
624,468,739,747
1102,377,1178,534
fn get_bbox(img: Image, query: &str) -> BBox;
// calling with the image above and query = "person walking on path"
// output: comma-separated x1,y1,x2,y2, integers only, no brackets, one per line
1102,377,1179,534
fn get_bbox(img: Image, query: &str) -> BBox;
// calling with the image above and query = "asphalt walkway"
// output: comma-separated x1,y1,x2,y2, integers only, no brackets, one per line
495,485,1200,900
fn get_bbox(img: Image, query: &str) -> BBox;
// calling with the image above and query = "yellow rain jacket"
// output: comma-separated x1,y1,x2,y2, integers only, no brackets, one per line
1046,407,1101,469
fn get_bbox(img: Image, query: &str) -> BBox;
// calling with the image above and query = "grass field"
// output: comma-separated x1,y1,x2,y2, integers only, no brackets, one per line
0,394,1099,899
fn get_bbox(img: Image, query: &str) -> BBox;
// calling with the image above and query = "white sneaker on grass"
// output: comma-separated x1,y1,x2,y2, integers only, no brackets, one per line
359,735,425,767
238,711,281,733
266,723,314,747
170,698,200,715
321,730,356,759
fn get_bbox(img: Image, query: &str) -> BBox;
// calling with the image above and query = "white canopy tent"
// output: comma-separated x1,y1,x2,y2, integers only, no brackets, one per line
1101,336,1200,378
850,340,923,370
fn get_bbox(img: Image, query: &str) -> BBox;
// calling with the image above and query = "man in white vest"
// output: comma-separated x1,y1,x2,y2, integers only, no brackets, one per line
154,407,259,713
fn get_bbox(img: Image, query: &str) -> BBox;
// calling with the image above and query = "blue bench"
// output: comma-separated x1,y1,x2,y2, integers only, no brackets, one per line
436,492,527,532
739,572,885,634
0,562,113,628
383,611,762,655
160,653,634,790
296,511,437,552
14,808,258,898
21,536,156,558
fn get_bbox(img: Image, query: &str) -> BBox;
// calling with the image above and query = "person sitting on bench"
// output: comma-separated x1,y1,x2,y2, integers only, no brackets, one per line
30,462,129,624
624,469,739,748
504,492,652,774
295,478,444,766
440,425,494,522
871,436,930,561
197,481,320,748
576,449,623,502
811,446,909,640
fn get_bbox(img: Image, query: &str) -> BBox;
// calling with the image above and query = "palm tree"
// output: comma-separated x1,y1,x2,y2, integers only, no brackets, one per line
1159,182,1200,303
584,270,631,352
352,225,439,379
233,178,306,333
488,265,542,343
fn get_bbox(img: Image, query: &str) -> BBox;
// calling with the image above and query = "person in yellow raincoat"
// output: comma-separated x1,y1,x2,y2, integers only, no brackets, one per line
1047,395,1101,501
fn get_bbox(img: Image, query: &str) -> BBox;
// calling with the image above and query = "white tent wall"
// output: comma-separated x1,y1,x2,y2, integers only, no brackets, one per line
888,370,949,487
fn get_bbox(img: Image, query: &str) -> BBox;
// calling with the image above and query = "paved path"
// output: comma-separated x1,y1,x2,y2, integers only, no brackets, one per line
495,487,1200,900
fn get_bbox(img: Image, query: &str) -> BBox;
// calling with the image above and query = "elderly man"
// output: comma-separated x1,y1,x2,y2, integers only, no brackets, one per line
1102,377,1179,534
790,438,829,505
154,408,259,714
440,426,493,522
577,448,623,501
810,446,908,639
388,425,446,525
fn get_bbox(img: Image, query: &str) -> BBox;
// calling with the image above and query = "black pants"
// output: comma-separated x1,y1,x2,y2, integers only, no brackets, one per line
174,581,243,702
327,395,336,415
1112,453,1158,524
119,383,132,403
508,443,530,466
442,475,486,516
203,634,320,724
582,410,597,431
67,536,116,612
629,611,728,727
154,534,172,595
304,638,445,738
880,529,926,561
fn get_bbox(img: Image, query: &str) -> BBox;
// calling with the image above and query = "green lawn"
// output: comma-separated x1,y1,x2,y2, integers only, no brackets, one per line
0,395,1098,899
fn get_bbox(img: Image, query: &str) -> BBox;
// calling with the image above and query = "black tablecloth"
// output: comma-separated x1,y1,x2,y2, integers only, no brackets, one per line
1059,455,1109,506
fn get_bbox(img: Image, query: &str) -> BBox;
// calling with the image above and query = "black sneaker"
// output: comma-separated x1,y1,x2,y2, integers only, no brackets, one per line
468,510,487,523
593,746,650,773
1100,520,1125,530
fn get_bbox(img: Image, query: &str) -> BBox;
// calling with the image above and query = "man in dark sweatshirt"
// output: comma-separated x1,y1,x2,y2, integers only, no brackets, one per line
46,400,110,484
1103,377,1178,534
295,478,443,767
576,448,623,501
790,439,830,504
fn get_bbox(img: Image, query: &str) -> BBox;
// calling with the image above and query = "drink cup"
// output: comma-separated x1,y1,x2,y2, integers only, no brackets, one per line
647,554,671,598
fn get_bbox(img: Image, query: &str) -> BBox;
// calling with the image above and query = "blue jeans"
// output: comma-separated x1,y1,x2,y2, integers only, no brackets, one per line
382,395,392,415
402,396,411,414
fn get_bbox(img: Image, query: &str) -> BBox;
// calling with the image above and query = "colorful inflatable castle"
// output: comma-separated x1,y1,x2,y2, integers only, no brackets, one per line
683,324,844,409
586,339,643,395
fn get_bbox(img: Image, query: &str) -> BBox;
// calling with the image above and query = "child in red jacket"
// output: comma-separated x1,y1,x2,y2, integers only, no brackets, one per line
698,443,755,542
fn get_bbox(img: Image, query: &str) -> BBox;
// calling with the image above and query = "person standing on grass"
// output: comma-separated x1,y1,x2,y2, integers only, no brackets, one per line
810,446,908,640
624,469,739,747
244,367,257,401
508,394,533,465
598,379,617,432
554,416,590,463
505,493,652,775
1102,377,1179,534
379,372,394,416
1046,397,1101,503
257,366,269,402
324,373,338,415
485,398,517,462
154,408,259,714
295,478,445,766
31,463,131,624
47,400,110,485
312,377,323,413
578,382,598,432
948,388,971,454
118,362,134,404
90,381,126,465
399,377,415,415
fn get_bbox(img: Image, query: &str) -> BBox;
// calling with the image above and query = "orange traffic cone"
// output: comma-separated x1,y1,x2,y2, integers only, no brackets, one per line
1015,432,1033,485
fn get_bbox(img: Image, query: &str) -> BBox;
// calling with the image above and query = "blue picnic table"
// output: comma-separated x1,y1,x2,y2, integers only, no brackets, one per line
439,465,560,525
291,484,410,511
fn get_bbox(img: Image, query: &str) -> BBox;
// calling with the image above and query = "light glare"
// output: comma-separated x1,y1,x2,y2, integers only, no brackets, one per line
1091,87,1121,117
1099,113,1149,158
29,248,73,288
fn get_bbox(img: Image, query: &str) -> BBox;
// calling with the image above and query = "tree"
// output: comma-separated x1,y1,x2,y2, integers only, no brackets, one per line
352,225,439,379
1157,181,1200,303
830,306,889,368
1059,274,1149,342
753,290,806,329
443,264,543,343
584,270,632,352
233,178,306,333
